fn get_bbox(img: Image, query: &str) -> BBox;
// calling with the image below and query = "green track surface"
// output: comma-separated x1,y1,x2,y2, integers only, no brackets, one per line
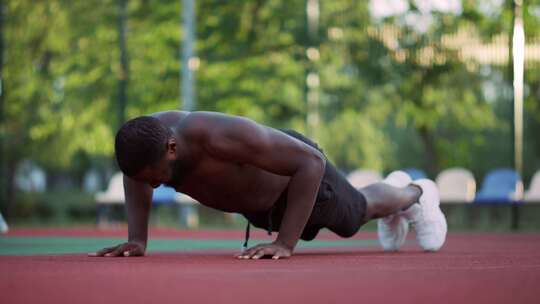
0,236,379,256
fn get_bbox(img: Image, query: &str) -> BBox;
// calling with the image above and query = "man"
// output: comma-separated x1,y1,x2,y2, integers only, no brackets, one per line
90,111,447,259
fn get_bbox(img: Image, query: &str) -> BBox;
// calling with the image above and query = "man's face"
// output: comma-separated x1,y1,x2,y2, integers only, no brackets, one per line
134,159,173,188
132,140,177,188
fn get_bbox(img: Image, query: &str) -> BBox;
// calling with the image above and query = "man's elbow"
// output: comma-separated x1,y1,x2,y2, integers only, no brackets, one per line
308,150,326,176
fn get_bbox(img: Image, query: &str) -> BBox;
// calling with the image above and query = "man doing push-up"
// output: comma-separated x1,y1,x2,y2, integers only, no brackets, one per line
90,111,447,259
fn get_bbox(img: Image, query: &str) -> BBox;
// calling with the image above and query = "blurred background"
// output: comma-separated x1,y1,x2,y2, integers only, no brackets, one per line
0,0,539,232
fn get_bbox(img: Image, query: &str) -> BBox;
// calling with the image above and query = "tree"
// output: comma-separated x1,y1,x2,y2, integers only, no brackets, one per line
0,0,6,211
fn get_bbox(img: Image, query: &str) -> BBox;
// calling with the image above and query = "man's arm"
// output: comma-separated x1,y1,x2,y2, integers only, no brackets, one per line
125,176,153,249
89,176,152,257
190,112,326,259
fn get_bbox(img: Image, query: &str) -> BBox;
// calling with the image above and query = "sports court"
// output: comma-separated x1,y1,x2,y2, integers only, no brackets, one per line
1,228,539,304
2,1,540,304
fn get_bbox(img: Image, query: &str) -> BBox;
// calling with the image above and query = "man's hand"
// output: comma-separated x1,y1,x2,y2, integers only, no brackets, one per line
88,241,146,257
236,241,292,260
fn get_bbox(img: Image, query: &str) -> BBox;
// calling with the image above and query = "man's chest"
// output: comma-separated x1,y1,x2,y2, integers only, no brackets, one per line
177,157,286,212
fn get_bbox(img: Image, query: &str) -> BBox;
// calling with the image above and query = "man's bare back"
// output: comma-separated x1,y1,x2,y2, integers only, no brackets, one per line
155,111,301,213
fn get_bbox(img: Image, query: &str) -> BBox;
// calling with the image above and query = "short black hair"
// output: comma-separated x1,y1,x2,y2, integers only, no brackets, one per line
115,116,172,177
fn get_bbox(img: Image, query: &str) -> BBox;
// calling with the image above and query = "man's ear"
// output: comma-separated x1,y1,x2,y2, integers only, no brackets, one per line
167,138,177,155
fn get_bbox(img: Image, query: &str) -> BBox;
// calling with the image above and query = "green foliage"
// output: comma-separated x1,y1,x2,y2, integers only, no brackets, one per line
2,0,540,190
319,109,394,171
4,1,117,170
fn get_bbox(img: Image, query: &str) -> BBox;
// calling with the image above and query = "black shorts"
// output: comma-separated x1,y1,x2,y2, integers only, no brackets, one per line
242,129,368,241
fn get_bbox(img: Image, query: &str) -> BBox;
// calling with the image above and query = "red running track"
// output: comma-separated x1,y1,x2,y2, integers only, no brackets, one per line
2,231,540,304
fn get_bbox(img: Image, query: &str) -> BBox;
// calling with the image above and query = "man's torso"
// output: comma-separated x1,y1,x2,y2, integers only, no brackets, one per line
156,111,291,213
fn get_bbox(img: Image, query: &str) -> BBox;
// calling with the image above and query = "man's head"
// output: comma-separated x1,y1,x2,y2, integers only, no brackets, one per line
115,116,177,187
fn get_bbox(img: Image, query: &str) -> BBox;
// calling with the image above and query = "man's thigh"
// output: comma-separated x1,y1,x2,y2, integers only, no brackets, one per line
312,160,368,238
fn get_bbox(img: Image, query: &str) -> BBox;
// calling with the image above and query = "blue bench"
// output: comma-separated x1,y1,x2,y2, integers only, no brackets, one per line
402,168,427,180
152,185,199,228
474,168,523,204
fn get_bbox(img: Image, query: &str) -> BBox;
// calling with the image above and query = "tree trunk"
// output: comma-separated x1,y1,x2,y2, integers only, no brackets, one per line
5,156,16,218
418,125,439,177
0,0,6,213
113,0,129,172
117,0,128,129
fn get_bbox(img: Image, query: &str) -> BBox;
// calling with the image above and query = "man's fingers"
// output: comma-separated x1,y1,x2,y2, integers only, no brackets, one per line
89,246,117,257
88,243,145,258
251,248,269,259
97,246,116,256
105,245,129,257
273,249,290,260
123,246,144,257
239,246,260,259
252,247,279,259
237,243,287,260
237,249,255,259
242,249,255,259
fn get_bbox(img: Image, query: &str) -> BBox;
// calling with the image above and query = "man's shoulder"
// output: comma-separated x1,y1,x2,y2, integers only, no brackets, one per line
179,111,252,135
150,110,205,131
150,111,225,138
151,110,188,122
151,110,264,139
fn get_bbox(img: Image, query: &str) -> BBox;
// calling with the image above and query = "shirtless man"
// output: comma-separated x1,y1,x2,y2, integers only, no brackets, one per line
90,111,447,259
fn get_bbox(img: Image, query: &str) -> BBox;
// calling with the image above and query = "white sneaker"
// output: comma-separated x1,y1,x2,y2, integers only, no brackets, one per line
377,171,412,251
402,179,447,251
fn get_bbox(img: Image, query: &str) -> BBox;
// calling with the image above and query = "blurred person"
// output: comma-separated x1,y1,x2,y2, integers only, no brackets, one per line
0,211,8,234
90,111,447,259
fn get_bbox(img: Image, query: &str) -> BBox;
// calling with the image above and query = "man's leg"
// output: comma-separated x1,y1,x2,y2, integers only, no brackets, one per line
277,129,447,250
374,171,413,251
360,183,421,221
313,163,415,239
360,171,447,252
